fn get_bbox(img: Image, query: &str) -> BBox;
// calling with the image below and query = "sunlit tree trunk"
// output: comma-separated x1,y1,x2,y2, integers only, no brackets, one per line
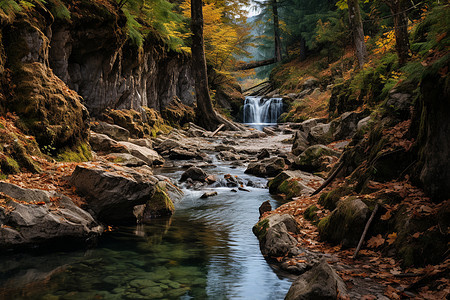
383,0,410,65
347,0,367,68
191,0,220,131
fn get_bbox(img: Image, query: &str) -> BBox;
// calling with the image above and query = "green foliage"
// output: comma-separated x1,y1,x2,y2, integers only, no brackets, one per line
47,0,70,20
314,15,348,63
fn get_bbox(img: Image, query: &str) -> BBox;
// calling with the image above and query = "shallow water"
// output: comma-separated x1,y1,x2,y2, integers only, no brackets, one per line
0,162,292,299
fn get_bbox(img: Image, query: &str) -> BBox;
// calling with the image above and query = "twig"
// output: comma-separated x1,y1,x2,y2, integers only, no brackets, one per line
353,203,379,259
210,124,225,137
311,162,344,196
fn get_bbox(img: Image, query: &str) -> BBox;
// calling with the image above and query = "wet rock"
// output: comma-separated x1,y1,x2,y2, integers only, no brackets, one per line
257,148,270,159
293,145,340,173
0,182,102,250
259,200,272,218
91,121,130,142
245,162,266,177
133,181,177,222
103,153,147,167
200,191,218,199
215,145,236,152
318,197,369,247
218,151,241,161
70,162,171,223
285,259,348,300
118,142,164,166
265,157,286,177
253,214,300,257
180,167,208,182
90,132,130,154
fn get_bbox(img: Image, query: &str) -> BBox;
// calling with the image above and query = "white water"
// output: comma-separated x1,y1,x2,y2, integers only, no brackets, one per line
243,96,283,125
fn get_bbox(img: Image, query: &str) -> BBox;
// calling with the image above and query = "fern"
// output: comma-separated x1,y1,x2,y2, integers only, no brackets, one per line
48,0,70,20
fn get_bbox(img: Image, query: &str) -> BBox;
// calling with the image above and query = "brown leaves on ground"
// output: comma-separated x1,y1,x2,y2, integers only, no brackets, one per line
264,177,449,299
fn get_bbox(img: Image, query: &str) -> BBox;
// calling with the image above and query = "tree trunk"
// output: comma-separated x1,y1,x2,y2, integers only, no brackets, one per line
272,0,282,61
299,36,307,61
384,0,410,65
191,0,220,131
235,58,277,71
347,0,367,68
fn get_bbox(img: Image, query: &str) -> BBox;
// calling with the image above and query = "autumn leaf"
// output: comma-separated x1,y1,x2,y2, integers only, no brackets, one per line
384,286,400,300
387,232,397,245
367,234,385,248
412,232,422,239
380,210,392,221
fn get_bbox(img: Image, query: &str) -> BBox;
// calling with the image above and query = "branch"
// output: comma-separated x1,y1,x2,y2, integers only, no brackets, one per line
353,204,379,259
234,58,277,70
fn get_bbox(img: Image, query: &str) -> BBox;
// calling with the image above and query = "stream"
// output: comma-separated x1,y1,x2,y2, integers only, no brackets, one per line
0,159,293,299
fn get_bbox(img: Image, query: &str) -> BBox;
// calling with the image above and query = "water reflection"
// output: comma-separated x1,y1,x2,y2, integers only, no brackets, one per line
0,163,292,299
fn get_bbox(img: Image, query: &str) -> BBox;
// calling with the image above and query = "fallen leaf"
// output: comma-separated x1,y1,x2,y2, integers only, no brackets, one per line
380,210,392,221
367,234,385,248
384,286,400,299
387,232,397,245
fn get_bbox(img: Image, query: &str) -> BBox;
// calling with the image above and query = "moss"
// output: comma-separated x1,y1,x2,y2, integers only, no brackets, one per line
252,218,270,241
278,179,305,200
145,184,175,218
0,156,20,174
304,205,319,223
318,186,352,210
317,215,330,234
56,143,92,162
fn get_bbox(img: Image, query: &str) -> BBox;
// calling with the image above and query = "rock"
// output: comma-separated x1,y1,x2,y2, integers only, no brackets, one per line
386,89,413,120
307,123,332,145
91,121,130,142
259,200,272,218
318,197,369,247
285,259,347,300
155,138,183,153
103,153,147,167
268,170,324,199
133,182,177,223
169,148,202,160
214,145,236,152
253,214,300,257
180,167,208,182
128,138,153,149
0,182,102,250
291,130,309,156
118,141,164,166
218,151,241,161
298,118,324,134
331,111,367,141
200,191,218,199
70,162,173,223
293,145,340,173
245,162,266,177
186,123,208,137
302,77,319,90
255,149,269,160
265,157,286,177
357,116,371,131
90,132,130,154
263,127,276,136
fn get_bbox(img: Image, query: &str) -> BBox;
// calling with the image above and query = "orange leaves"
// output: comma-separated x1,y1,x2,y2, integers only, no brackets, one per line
367,234,385,248
386,232,397,245
384,285,401,300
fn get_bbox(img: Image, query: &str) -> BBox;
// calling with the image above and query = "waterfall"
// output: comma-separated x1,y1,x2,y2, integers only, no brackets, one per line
243,96,283,124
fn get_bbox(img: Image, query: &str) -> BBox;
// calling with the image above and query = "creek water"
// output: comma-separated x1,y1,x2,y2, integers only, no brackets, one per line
0,160,292,299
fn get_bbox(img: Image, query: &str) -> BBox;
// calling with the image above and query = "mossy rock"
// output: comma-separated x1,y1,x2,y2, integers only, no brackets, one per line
293,145,339,173
318,186,353,210
56,143,92,162
161,98,195,127
252,218,270,241
318,197,370,247
278,179,310,200
304,205,319,223
138,183,175,223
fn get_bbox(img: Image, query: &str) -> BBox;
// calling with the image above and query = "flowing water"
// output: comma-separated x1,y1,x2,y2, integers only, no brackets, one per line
0,161,292,300
243,96,283,130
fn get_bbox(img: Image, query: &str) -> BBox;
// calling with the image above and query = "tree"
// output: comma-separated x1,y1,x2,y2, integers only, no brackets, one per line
381,0,410,65
347,0,368,68
271,0,282,61
191,0,220,131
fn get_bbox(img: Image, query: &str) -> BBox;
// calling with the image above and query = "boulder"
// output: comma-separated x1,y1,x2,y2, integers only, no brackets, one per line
331,111,366,141
307,123,332,145
91,121,130,142
70,162,174,223
245,162,267,177
285,259,347,300
169,148,203,160
293,145,340,173
259,200,272,218
291,130,309,156
118,141,164,166
253,214,300,257
200,191,218,199
89,132,129,154
133,181,177,223
103,153,147,167
298,118,323,134
218,151,241,161
0,182,103,250
302,77,319,90
318,197,369,247
265,157,286,177
268,170,324,199
129,138,153,149
180,167,208,182
155,138,183,153
263,127,276,136
257,148,271,159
